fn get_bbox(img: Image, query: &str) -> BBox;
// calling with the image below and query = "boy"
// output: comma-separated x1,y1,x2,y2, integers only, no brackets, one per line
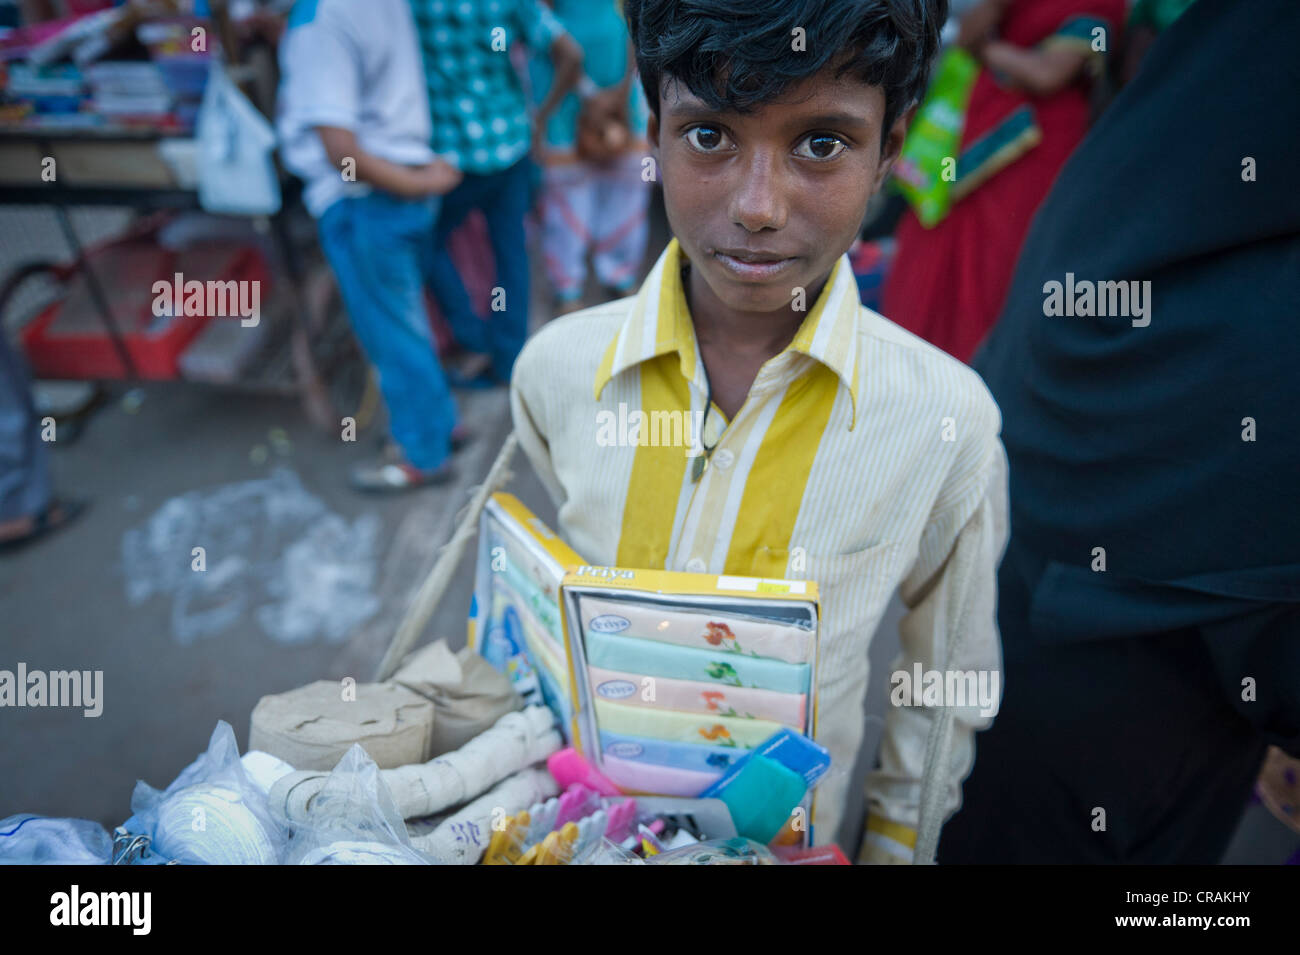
511,0,1009,861
277,0,464,491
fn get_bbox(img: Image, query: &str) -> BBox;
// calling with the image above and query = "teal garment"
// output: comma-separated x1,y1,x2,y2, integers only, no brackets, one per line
1128,0,1197,32
409,0,564,174
528,0,648,153
585,631,811,695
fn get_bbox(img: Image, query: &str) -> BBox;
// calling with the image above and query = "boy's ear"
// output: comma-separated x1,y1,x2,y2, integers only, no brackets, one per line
872,103,916,194
647,110,660,152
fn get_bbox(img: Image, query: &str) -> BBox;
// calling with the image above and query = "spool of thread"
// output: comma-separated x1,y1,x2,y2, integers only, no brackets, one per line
154,784,280,865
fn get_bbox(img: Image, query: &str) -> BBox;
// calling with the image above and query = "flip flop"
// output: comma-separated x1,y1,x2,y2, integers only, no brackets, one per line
0,498,87,553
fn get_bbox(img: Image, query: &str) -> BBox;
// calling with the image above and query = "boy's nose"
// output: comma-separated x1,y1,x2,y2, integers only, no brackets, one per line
728,152,788,233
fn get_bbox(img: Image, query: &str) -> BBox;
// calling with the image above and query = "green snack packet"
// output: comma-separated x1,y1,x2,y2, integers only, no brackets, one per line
892,48,979,228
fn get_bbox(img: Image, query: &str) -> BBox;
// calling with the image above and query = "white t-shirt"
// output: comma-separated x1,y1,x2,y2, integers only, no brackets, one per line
276,0,435,217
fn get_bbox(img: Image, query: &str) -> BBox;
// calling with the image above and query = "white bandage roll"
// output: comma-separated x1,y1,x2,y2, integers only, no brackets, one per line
269,706,561,824
383,706,560,820
409,767,559,865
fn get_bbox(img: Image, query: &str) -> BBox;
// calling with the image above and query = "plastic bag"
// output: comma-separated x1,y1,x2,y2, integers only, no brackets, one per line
275,745,434,865
644,837,778,865
121,469,382,646
196,60,281,216
891,47,979,227
570,837,644,865
128,720,287,865
0,815,113,864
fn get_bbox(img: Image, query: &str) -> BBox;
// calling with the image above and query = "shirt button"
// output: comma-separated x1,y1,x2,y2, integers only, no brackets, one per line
685,557,707,573
712,448,735,470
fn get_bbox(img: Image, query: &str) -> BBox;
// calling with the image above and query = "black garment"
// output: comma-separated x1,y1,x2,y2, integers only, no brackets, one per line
939,0,1300,863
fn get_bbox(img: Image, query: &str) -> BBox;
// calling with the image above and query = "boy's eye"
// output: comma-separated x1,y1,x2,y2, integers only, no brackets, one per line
684,126,731,152
794,133,848,161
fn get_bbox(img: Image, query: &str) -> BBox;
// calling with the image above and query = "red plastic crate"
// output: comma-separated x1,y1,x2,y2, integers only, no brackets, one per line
21,237,271,381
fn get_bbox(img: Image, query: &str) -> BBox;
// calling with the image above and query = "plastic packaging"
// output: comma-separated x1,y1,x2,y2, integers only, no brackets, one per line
278,746,433,865
120,469,381,646
570,836,644,865
0,815,113,864
644,837,778,865
128,721,287,865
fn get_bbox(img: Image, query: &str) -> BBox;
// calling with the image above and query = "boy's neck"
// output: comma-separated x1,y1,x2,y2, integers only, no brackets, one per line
685,265,830,359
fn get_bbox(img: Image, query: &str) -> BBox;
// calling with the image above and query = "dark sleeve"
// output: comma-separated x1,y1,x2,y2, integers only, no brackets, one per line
1200,604,1300,757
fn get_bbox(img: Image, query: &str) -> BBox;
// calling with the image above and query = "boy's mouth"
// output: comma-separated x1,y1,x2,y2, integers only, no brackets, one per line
712,247,799,281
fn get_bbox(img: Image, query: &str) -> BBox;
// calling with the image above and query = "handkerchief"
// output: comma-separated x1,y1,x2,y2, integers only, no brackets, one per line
586,630,810,694
582,595,814,664
594,698,786,749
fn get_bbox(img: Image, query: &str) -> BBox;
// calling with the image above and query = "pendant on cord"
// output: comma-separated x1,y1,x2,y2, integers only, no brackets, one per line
691,451,710,484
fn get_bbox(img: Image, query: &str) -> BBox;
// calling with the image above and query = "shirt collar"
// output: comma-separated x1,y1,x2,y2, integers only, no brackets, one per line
593,238,863,429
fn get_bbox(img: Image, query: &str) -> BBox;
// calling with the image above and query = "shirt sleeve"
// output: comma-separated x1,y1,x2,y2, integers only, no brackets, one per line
509,335,568,510
513,0,566,52
279,8,364,132
859,402,1010,865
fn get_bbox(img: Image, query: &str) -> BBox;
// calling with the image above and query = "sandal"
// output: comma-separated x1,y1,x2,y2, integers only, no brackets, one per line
0,498,87,553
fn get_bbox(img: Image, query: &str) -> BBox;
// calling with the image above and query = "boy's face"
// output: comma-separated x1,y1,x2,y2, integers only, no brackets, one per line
648,65,907,317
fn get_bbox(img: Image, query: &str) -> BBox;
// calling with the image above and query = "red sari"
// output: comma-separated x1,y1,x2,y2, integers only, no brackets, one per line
882,0,1124,362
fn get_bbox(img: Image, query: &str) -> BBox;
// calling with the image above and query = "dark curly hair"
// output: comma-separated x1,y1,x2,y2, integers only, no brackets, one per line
623,0,948,140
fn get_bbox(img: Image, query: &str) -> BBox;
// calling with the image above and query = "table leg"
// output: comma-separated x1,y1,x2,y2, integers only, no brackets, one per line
52,202,138,380
268,208,333,430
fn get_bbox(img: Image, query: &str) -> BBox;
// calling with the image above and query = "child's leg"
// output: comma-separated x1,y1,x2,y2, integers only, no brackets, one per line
422,174,491,355
476,157,533,381
539,163,597,308
590,153,651,296
318,194,457,471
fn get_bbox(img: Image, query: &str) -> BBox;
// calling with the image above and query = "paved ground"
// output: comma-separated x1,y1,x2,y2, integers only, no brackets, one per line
1,201,1293,862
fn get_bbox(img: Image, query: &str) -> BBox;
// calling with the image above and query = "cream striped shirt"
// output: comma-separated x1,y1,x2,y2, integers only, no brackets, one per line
510,239,1009,860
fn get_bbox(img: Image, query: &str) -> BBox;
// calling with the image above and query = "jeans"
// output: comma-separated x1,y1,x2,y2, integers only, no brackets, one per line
317,192,456,471
0,330,50,521
422,157,532,381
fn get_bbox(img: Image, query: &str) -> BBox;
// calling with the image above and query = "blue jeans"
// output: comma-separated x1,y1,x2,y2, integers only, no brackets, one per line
318,192,456,471
0,329,50,521
422,157,532,381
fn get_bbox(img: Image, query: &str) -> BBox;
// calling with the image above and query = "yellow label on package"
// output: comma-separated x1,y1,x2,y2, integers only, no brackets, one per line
565,565,819,604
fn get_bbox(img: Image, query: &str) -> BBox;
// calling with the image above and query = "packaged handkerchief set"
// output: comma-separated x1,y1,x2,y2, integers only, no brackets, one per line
468,494,582,734
469,494,824,844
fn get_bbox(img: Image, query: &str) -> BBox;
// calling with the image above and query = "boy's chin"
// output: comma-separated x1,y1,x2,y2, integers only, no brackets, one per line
706,277,813,317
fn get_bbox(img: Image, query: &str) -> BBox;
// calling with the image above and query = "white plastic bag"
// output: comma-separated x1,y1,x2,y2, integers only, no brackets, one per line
128,721,287,865
196,61,281,216
276,745,434,865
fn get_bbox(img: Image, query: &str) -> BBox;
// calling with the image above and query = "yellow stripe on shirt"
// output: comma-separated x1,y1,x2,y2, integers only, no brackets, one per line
726,363,840,577
617,353,694,570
